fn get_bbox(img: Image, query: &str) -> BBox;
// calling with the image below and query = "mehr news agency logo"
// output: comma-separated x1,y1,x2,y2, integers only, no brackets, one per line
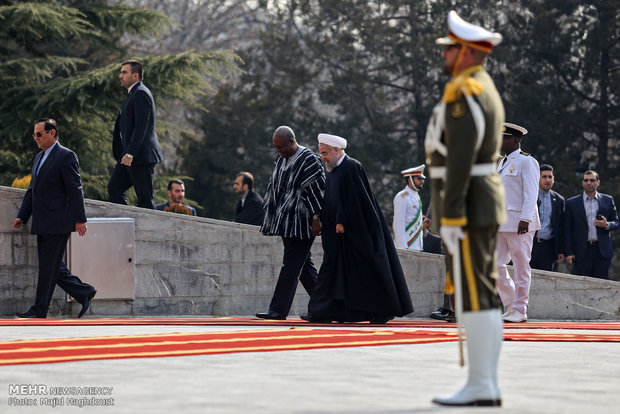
8,384,114,408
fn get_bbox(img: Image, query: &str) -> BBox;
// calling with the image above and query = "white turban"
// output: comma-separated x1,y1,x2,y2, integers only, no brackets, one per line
317,133,347,149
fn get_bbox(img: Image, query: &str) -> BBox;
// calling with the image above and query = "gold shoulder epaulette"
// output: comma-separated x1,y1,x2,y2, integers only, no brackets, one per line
401,192,409,198
520,151,530,156
441,76,483,104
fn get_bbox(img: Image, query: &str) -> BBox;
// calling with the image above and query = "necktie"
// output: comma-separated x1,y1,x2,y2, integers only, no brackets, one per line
35,154,45,176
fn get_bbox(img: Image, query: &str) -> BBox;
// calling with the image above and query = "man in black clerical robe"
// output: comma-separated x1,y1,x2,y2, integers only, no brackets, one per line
304,133,413,324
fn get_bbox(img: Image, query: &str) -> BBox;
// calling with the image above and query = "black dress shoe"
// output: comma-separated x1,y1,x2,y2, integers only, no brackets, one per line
300,314,332,323
255,310,286,320
430,307,455,321
369,315,394,324
16,310,44,318
78,289,97,318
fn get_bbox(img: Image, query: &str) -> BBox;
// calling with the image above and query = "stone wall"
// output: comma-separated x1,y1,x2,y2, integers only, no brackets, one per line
1,186,618,320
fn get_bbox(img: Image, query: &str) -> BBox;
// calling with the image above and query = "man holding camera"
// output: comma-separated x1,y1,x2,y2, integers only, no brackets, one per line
564,170,618,279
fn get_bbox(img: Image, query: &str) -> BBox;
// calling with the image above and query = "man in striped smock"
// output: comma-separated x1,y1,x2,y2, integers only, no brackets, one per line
393,164,426,251
256,126,325,320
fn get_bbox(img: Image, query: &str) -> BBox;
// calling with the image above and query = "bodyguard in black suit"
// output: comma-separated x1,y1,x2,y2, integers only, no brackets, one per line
530,165,565,271
233,172,265,226
108,60,162,209
12,119,96,318
565,170,618,279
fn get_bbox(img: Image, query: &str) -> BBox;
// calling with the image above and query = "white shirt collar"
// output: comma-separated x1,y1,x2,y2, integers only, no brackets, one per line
127,81,139,93
336,152,346,167
582,191,599,201
44,141,58,156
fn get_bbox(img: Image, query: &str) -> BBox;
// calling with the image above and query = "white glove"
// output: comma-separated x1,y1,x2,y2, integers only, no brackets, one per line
440,225,465,256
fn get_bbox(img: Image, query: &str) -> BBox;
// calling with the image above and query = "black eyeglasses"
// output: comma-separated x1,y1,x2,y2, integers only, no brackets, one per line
583,179,597,183
33,131,47,138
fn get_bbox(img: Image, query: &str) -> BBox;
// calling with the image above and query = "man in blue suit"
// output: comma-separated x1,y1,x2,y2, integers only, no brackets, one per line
12,119,96,318
530,164,565,271
108,60,162,209
565,170,618,279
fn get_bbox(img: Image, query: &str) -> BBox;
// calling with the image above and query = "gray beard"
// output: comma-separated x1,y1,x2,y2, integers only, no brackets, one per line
325,160,337,172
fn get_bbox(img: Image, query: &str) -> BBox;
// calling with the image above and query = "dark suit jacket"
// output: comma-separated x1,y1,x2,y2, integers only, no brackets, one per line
536,189,565,257
423,231,442,254
113,81,162,165
17,142,86,235
564,192,618,259
235,191,265,226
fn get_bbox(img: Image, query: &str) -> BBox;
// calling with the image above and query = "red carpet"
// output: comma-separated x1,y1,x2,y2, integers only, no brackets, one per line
1,317,619,330
1,327,618,366
0,328,458,366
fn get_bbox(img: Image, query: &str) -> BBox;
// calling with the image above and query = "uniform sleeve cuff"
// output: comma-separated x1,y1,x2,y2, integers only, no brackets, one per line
441,217,467,227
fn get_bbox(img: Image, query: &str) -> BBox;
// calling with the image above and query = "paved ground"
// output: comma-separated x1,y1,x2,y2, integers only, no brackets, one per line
1,318,619,414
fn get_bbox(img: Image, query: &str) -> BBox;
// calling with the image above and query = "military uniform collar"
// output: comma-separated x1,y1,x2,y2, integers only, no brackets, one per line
506,148,521,160
451,65,484,80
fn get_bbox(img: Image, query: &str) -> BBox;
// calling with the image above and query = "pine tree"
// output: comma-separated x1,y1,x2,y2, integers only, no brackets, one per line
0,0,241,200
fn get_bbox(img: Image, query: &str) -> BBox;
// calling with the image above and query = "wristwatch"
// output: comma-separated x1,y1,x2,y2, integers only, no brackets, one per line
125,154,134,159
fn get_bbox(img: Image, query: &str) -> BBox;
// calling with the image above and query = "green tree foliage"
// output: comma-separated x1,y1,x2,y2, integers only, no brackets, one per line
495,0,619,196
185,0,455,219
0,0,241,200
185,0,617,223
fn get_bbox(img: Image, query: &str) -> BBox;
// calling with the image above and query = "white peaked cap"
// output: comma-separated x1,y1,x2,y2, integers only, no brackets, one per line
503,122,528,137
318,133,347,149
401,164,426,178
436,10,502,51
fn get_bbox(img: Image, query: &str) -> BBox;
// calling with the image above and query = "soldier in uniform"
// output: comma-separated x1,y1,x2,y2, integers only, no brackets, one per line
393,165,426,251
496,123,541,323
424,10,505,406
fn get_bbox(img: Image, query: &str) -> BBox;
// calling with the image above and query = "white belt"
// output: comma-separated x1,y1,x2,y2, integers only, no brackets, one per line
428,163,496,180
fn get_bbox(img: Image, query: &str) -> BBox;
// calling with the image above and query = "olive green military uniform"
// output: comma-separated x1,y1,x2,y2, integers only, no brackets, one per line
425,65,506,312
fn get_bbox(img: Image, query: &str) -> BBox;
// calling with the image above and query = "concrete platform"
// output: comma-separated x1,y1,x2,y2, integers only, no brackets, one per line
1,318,619,413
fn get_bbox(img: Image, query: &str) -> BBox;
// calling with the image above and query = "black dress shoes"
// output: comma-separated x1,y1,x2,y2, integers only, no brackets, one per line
430,307,455,321
300,314,332,323
369,315,394,324
16,310,44,318
255,310,286,320
78,289,97,318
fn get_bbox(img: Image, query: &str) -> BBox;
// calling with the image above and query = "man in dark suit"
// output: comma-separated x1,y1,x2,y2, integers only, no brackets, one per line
530,164,565,271
156,179,197,216
423,215,456,323
565,170,618,279
108,60,162,209
12,118,96,318
233,171,265,226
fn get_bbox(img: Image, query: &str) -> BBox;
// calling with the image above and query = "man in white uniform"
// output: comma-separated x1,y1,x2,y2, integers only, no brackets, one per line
393,165,426,251
496,123,540,323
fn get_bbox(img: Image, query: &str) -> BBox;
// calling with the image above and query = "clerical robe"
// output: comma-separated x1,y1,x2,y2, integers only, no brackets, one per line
308,155,413,321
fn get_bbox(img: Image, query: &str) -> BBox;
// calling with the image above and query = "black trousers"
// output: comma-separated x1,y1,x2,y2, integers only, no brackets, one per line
269,236,318,316
108,162,156,209
31,233,95,318
530,238,556,271
573,242,611,280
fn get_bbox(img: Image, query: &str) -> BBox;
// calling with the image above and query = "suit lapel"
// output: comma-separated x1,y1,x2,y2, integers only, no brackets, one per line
36,144,61,182
576,197,588,225
120,81,140,115
31,151,44,187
